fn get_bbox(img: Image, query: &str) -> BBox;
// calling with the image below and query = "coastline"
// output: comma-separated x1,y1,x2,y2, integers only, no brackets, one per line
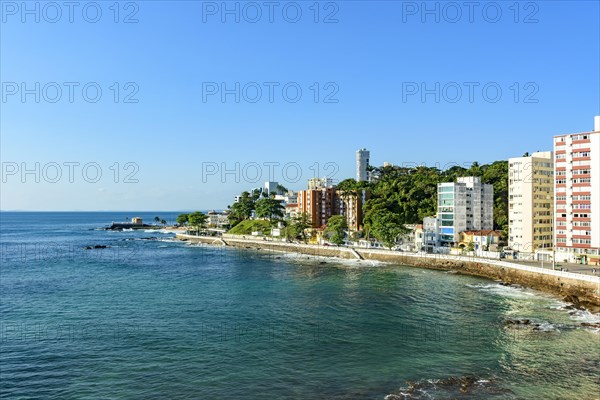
176,233,600,312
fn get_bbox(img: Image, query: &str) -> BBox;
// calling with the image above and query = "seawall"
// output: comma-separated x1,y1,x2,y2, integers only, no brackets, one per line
176,234,600,310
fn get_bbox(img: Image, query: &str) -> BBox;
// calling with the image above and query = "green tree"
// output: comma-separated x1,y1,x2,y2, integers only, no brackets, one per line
160,219,167,226
176,213,189,226
275,184,289,195
286,213,312,243
255,197,284,222
368,209,408,249
229,192,255,226
325,215,347,245
154,216,161,225
188,211,208,235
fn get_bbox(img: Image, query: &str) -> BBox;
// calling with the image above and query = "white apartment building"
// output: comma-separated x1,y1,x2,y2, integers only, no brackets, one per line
308,177,334,190
438,177,494,245
264,181,279,195
553,117,600,264
423,216,440,250
508,151,554,255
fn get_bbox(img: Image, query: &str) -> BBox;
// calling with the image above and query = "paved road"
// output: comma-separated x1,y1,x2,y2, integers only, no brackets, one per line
509,259,600,276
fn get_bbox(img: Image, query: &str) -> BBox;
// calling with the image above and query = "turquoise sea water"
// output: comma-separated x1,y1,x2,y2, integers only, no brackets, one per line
1,212,599,399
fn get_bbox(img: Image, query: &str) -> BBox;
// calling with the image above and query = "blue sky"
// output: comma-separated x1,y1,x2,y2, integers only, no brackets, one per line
1,0,599,211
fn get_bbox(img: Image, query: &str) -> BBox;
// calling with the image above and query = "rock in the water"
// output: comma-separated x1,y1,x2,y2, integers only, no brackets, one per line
580,322,600,329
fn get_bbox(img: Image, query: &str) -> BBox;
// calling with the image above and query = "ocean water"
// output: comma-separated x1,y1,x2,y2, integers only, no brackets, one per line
1,212,599,399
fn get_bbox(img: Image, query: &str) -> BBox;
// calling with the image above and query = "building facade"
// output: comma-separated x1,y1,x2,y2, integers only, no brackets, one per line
264,181,279,195
298,177,369,231
423,216,440,250
356,148,370,182
308,177,334,190
508,151,554,254
337,189,370,231
437,177,494,245
553,117,600,264
297,187,339,229
460,230,502,250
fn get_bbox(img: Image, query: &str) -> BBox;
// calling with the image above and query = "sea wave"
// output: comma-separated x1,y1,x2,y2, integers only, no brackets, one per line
466,283,536,299
385,375,512,399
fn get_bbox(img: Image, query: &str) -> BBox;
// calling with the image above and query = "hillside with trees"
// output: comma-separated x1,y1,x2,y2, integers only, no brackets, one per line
363,161,508,241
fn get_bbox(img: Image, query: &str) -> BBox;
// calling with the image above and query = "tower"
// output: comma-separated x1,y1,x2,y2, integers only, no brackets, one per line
356,148,370,182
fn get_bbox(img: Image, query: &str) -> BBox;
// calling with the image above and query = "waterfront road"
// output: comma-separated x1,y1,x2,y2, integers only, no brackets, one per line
509,260,600,277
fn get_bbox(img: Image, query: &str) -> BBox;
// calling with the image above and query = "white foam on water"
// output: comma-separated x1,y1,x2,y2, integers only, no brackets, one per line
535,322,559,332
570,308,600,324
466,283,537,299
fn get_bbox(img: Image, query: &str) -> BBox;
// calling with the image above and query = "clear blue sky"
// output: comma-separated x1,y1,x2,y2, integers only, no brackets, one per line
1,0,599,211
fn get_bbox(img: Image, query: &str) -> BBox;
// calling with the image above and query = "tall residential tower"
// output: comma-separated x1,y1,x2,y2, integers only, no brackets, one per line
553,117,600,264
356,148,370,182
508,151,554,255
438,177,494,245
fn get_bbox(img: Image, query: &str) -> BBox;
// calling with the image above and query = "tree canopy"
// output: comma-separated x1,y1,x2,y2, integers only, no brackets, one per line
364,161,509,241
255,197,284,222
325,215,347,245
176,213,189,225
188,211,208,234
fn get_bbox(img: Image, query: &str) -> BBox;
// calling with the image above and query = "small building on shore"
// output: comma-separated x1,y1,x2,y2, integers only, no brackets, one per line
459,230,502,251
131,217,143,226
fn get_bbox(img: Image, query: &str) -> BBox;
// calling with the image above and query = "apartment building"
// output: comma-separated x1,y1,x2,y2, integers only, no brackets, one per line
423,216,440,250
298,178,369,231
438,177,494,245
553,117,600,264
338,189,370,231
508,151,554,255
297,185,339,229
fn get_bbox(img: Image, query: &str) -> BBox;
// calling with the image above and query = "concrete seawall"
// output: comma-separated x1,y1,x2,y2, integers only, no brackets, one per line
176,234,600,310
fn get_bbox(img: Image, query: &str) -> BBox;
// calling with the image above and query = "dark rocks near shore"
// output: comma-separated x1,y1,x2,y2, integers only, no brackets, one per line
505,319,533,325
84,245,110,250
563,294,600,313
580,322,600,329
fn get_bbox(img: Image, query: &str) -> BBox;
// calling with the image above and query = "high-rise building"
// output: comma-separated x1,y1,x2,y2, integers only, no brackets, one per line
553,117,600,264
297,186,339,229
264,181,279,195
508,151,554,255
356,148,370,182
437,177,494,245
337,189,370,231
297,177,369,231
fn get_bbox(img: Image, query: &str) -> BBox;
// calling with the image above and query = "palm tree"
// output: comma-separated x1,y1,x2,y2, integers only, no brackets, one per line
154,216,160,225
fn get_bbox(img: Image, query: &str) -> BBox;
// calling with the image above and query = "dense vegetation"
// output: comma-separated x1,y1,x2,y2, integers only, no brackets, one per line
228,190,284,227
364,161,509,241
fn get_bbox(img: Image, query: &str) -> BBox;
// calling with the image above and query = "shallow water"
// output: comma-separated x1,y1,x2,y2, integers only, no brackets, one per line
1,212,599,399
